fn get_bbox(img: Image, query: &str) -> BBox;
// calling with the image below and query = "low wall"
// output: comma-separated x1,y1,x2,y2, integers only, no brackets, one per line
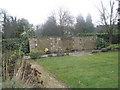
29,36,97,53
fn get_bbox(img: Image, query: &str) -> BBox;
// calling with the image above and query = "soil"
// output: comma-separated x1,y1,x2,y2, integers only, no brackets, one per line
27,60,69,88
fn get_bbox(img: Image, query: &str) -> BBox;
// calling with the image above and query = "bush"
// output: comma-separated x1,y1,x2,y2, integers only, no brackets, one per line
2,39,29,54
2,39,20,51
96,38,109,49
20,39,29,54
18,50,24,58
77,32,120,44
107,44,120,50
29,50,44,59
2,50,24,81
10,50,19,60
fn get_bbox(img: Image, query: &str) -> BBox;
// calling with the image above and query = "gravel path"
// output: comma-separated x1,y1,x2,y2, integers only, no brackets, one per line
69,51,92,56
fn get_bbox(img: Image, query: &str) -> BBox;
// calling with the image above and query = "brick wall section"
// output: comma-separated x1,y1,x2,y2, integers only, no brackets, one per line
29,36,97,53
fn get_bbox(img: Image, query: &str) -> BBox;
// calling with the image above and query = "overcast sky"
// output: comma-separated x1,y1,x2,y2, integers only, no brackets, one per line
0,0,118,25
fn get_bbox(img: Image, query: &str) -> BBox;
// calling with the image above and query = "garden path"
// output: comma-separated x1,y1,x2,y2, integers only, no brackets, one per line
69,51,92,56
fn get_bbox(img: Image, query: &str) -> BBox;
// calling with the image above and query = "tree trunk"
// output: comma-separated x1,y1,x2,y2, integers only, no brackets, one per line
108,29,113,44
109,34,113,44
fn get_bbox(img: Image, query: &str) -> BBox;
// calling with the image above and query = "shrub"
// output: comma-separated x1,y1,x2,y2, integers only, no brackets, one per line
77,33,120,44
2,39,29,54
9,50,24,60
107,44,120,50
2,39,20,51
20,39,29,54
29,50,44,59
18,50,24,58
10,50,19,60
96,38,109,49
2,50,24,81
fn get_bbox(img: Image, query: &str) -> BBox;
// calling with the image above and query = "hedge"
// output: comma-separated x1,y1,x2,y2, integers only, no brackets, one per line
77,33,120,44
2,39,29,54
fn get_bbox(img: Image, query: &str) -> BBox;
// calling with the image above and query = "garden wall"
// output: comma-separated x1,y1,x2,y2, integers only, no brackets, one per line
29,36,97,53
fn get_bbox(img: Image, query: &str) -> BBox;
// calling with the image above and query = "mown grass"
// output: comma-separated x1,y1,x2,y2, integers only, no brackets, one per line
37,52,118,88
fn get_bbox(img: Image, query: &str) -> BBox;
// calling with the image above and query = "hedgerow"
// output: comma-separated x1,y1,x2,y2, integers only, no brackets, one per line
2,38,29,54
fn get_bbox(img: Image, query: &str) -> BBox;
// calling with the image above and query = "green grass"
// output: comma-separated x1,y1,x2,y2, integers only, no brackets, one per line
37,52,118,88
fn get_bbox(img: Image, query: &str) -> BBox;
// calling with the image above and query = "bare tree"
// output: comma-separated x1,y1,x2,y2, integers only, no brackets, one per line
0,9,5,32
58,8,73,26
97,0,117,44
57,8,74,36
117,0,120,30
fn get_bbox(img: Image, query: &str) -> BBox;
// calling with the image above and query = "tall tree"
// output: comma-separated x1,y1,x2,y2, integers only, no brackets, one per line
2,14,17,38
97,0,117,44
0,9,11,38
75,14,86,34
39,8,74,37
35,25,43,37
85,13,94,33
15,18,34,38
0,9,5,32
41,15,59,37
57,8,74,36
0,9,34,39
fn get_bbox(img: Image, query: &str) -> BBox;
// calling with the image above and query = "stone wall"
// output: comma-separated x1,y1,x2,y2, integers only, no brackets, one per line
29,36,97,53
72,36,97,50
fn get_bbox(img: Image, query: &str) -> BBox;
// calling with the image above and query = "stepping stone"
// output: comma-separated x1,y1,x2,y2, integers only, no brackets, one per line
23,56,31,60
52,54,57,57
41,55,48,58
92,50,101,53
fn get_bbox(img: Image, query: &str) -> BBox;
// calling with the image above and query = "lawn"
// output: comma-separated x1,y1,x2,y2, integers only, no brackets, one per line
37,52,118,88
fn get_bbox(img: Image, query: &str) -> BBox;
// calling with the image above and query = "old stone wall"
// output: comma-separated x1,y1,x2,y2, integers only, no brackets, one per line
72,36,97,50
29,36,97,53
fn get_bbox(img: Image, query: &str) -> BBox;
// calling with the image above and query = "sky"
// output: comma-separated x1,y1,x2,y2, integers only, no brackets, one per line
0,0,118,26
